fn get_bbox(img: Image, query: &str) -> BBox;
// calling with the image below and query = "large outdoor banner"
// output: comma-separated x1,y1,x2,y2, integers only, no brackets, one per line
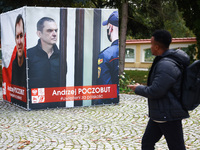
1,8,27,108
1,7,119,110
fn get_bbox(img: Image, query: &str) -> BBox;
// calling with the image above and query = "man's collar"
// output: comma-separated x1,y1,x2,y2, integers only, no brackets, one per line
111,39,119,46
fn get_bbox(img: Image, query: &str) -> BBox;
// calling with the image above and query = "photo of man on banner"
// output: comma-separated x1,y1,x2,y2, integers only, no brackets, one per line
11,14,27,106
1,7,119,110
12,14,26,88
1,10,27,106
27,17,64,88
95,11,119,104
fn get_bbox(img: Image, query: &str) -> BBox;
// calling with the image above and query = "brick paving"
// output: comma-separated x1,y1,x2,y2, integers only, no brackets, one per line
0,93,200,150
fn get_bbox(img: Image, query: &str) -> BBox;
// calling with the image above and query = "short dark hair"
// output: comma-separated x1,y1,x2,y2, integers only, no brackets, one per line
15,14,24,35
37,17,55,32
152,30,172,49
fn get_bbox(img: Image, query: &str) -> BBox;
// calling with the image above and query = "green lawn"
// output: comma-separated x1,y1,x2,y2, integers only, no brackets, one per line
124,70,149,85
119,70,149,94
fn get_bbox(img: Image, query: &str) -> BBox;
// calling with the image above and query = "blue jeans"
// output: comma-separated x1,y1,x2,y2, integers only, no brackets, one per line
142,119,186,150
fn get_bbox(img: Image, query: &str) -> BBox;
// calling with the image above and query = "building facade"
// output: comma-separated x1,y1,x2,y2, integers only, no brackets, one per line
125,37,197,69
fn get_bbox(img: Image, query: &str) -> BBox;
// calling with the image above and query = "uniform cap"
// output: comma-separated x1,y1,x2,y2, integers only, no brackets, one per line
102,11,118,27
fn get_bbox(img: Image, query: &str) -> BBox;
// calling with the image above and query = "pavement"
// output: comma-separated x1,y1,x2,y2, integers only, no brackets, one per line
0,93,200,150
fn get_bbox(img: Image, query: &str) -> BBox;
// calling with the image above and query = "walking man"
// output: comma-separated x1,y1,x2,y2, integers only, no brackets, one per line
128,30,189,150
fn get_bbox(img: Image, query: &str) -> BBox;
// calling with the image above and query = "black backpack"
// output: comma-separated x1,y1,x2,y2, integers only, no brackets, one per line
167,58,200,111
181,60,200,110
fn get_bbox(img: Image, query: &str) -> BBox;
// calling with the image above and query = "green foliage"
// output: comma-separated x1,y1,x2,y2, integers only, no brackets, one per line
127,0,194,39
181,44,197,63
164,11,194,38
124,70,148,85
177,0,200,60
119,70,148,94
0,0,93,13
119,72,135,94
0,0,195,40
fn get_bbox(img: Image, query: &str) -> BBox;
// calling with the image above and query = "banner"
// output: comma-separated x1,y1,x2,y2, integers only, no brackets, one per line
31,84,117,103
1,7,27,108
1,7,119,110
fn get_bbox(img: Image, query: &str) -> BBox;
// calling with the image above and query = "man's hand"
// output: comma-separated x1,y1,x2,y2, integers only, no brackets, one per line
127,83,140,91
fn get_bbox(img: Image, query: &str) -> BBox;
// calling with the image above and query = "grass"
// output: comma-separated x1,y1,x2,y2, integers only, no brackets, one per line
124,70,148,85
119,70,149,94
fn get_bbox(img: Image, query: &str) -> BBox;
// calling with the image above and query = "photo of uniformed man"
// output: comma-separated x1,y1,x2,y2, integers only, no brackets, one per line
96,11,119,104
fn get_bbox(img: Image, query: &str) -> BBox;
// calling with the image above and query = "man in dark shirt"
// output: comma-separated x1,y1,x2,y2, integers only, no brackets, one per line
28,17,60,88
11,14,27,107
12,14,26,88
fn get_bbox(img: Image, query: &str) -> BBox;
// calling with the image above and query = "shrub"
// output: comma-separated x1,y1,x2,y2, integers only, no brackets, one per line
119,72,135,94
119,70,149,94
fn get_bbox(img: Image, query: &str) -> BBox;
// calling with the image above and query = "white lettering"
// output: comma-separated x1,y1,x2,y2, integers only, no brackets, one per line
52,89,77,96
8,86,24,95
52,90,57,96
78,86,111,95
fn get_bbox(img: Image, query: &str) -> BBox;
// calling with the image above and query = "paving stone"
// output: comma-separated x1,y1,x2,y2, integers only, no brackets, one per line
0,93,200,149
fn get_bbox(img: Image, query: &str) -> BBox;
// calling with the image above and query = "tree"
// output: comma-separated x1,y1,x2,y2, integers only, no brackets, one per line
1,0,195,74
0,0,81,13
177,0,200,59
161,1,194,38
119,2,128,75
89,0,129,75
126,0,194,39
127,0,165,39
0,0,129,75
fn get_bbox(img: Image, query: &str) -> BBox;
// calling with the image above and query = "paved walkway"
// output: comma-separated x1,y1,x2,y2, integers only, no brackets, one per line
0,94,200,150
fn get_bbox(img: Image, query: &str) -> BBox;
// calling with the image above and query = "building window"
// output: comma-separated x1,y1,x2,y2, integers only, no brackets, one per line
125,48,135,62
144,48,155,62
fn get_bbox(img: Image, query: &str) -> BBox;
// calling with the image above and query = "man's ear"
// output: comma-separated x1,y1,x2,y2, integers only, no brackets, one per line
110,25,113,33
37,31,41,38
155,45,159,50
156,44,164,55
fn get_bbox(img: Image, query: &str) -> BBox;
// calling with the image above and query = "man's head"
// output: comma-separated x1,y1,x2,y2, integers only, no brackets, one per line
37,17,58,46
102,11,119,42
15,14,25,58
151,30,172,56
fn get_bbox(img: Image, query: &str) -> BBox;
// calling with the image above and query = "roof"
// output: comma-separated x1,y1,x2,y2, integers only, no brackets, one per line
126,37,196,44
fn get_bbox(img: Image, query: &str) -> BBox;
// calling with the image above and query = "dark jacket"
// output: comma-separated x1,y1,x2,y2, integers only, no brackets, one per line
27,39,60,88
11,53,26,87
97,39,119,86
135,49,190,121
95,40,119,104
11,53,27,107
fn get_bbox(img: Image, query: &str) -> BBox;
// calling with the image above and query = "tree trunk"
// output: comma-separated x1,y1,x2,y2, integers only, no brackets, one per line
119,2,128,75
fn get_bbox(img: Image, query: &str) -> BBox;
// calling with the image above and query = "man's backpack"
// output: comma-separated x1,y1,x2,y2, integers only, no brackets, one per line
167,58,200,111
181,60,200,110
